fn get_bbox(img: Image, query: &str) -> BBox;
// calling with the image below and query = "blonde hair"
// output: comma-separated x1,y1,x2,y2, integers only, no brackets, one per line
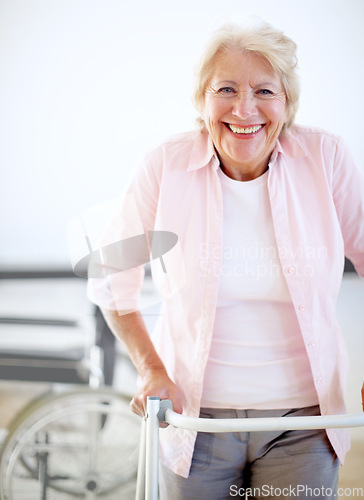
193,21,300,131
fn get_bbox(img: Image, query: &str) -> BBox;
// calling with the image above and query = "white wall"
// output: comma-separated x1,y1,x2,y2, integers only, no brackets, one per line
1,0,363,270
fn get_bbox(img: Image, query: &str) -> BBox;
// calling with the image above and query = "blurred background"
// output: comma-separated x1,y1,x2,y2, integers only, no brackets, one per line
0,0,363,498
0,0,363,271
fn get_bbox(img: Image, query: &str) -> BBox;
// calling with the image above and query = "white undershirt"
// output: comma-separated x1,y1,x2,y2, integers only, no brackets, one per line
200,168,318,410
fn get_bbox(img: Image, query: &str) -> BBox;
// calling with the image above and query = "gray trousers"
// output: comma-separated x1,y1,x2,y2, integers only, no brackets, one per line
160,406,339,500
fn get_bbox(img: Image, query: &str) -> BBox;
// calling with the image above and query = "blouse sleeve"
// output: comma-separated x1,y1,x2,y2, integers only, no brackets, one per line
332,137,364,277
87,148,162,312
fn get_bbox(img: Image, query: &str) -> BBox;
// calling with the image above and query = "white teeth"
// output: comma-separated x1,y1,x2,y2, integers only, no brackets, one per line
228,124,262,134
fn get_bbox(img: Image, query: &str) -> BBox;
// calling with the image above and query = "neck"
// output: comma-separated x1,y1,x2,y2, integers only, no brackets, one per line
219,161,269,181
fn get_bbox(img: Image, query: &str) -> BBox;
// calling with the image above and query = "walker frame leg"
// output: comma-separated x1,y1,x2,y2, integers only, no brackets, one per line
135,417,146,500
145,397,160,500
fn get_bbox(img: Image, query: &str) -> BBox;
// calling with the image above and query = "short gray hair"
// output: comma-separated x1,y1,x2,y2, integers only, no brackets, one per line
193,21,300,131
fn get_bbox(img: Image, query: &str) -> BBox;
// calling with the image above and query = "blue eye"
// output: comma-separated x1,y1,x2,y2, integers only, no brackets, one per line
257,89,274,96
218,87,236,95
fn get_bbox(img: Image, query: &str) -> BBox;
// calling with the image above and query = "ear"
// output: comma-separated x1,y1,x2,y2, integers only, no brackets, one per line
195,116,205,130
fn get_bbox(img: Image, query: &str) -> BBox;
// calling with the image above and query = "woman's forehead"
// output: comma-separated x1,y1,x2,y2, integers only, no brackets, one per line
210,48,281,86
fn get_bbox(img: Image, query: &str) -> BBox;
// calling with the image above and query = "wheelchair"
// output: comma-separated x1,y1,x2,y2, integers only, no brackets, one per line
0,276,141,500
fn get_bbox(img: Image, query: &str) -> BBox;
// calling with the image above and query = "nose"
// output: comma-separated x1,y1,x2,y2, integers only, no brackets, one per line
232,92,258,119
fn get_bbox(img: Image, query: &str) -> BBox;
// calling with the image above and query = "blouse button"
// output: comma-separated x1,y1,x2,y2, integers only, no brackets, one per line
287,266,295,275
316,377,323,384
298,304,306,311
307,342,316,348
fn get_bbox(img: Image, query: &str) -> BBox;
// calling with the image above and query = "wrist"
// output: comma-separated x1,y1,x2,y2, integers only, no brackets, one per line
139,360,168,380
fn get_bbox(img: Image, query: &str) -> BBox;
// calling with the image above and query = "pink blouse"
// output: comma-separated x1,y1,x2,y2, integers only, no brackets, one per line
88,125,364,477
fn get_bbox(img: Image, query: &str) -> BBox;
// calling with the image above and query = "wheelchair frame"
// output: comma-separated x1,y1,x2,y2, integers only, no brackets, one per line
0,277,139,500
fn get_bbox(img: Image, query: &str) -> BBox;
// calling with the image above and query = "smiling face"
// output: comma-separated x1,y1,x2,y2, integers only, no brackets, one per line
203,49,287,181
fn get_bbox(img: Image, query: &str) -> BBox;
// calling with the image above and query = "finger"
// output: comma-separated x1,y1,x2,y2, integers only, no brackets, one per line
130,396,146,418
131,395,169,427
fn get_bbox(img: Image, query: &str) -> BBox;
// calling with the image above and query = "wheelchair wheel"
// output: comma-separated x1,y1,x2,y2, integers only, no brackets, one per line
0,387,140,499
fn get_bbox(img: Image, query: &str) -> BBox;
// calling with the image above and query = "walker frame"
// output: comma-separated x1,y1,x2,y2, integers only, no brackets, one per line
137,397,364,500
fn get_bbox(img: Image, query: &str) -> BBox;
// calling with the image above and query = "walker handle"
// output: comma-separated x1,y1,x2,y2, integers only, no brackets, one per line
158,401,364,433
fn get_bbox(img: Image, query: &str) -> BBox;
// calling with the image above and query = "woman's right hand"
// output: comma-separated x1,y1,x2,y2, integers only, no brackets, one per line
130,367,183,426
99,308,182,424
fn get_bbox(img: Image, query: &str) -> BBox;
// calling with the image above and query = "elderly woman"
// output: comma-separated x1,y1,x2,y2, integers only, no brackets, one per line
88,21,364,500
